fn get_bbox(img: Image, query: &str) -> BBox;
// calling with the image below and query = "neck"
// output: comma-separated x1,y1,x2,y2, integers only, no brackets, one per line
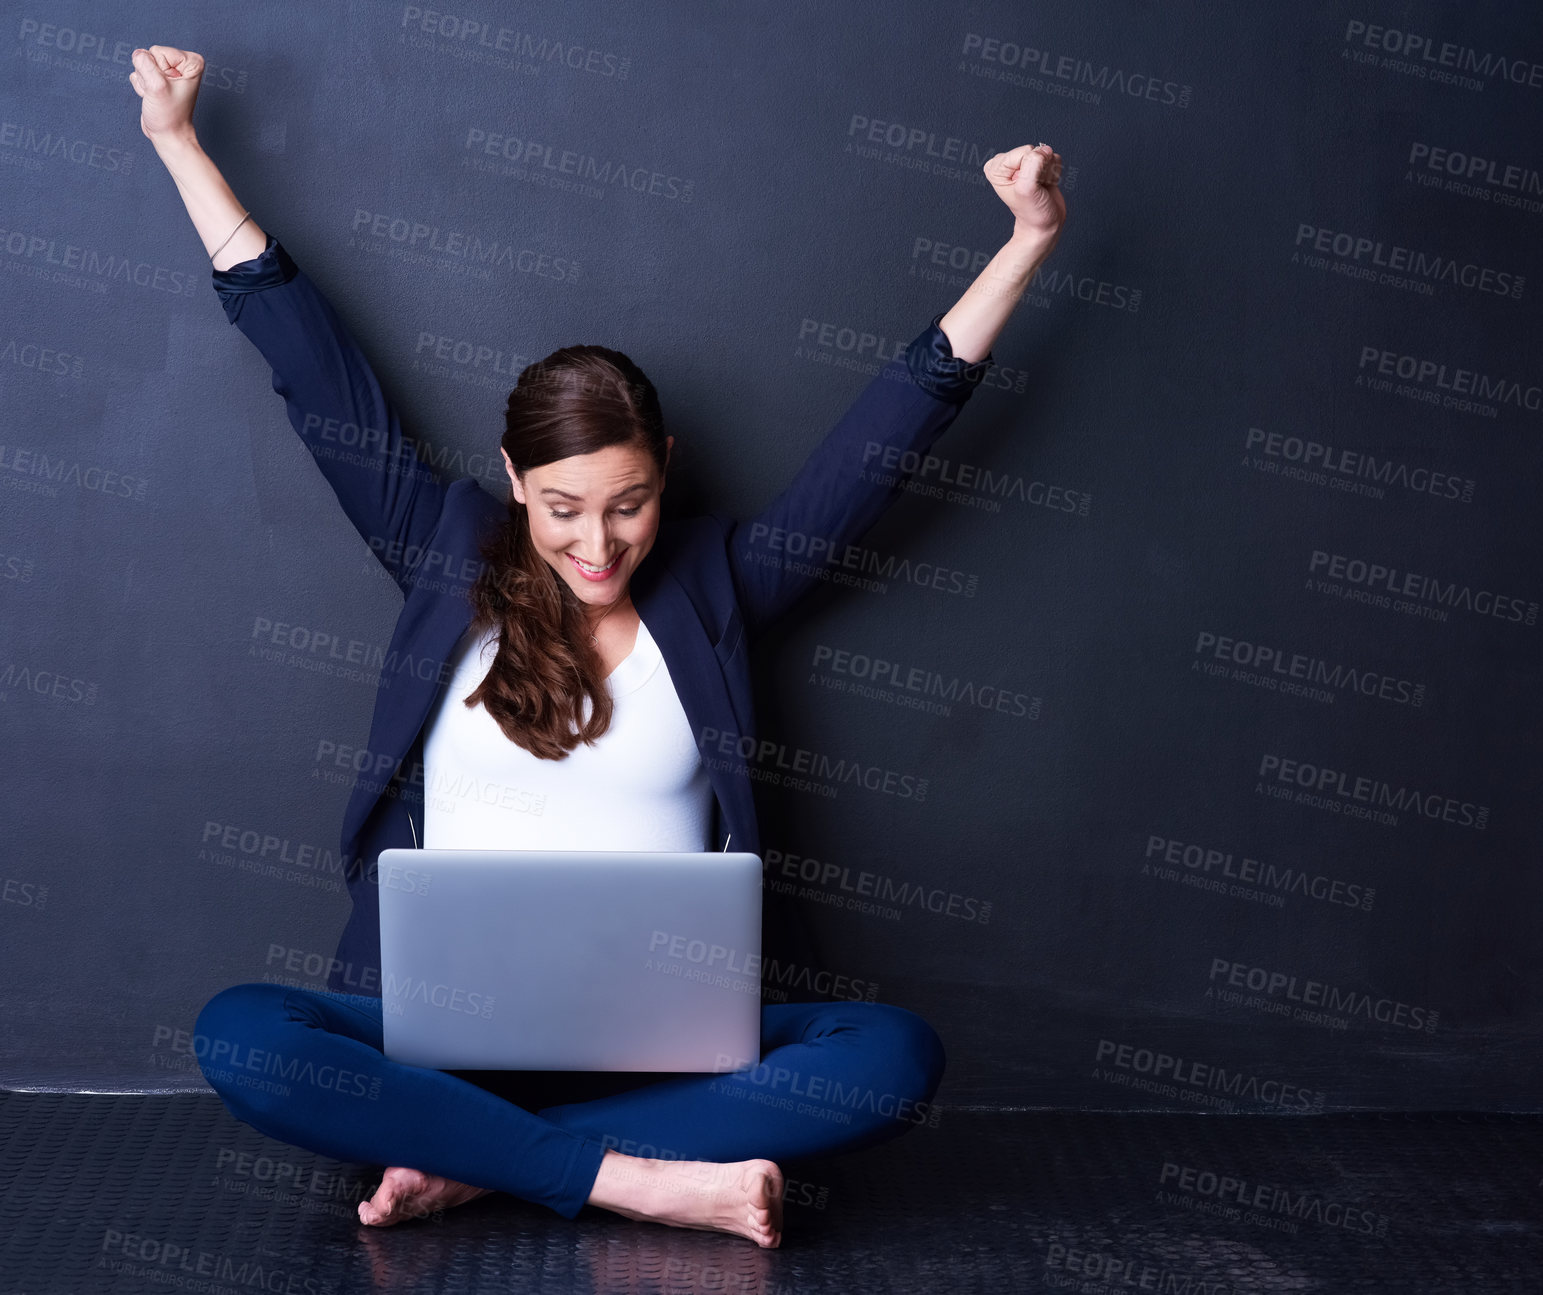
584,590,632,632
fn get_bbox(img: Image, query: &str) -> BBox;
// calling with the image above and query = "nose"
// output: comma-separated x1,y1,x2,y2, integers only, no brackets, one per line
579,513,614,561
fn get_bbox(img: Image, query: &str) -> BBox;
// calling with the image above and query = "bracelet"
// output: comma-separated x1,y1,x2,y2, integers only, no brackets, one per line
211,211,252,261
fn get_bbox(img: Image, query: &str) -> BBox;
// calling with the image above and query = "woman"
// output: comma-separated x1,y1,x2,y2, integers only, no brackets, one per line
130,44,1064,1248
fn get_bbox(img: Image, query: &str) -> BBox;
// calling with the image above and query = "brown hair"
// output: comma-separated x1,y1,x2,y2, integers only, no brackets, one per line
463,345,669,760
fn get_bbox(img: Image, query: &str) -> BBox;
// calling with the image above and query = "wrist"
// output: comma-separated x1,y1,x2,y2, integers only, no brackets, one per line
1007,224,1060,256
972,227,1056,299
149,128,202,162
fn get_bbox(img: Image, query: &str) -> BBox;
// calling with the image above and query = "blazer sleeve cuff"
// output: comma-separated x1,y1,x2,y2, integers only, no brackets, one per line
904,311,993,403
211,231,298,297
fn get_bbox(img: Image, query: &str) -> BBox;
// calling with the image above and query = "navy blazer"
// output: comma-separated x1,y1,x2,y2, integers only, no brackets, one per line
213,233,993,997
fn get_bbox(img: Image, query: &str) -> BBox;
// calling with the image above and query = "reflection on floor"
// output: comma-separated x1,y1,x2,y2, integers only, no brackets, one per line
2,1093,1541,1293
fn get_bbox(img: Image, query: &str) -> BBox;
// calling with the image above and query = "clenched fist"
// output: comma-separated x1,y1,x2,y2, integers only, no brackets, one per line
985,143,1066,242
129,45,205,143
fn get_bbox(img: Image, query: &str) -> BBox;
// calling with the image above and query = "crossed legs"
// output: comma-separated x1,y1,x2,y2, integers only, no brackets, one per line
193,983,945,1243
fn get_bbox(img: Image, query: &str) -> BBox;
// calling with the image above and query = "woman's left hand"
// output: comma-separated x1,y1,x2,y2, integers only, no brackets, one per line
984,143,1065,241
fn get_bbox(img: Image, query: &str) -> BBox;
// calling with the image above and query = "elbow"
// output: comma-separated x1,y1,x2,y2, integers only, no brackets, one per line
905,312,993,402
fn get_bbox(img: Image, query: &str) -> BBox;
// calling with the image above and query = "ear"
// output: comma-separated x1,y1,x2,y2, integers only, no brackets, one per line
502,448,524,504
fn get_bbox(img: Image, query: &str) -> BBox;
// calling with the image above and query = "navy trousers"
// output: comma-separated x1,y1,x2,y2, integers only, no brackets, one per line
194,984,946,1219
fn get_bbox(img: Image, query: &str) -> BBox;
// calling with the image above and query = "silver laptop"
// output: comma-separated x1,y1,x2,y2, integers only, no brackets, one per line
376,848,763,1072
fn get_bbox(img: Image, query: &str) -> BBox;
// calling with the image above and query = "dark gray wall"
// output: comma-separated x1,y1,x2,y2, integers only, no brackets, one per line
3,1,1539,1111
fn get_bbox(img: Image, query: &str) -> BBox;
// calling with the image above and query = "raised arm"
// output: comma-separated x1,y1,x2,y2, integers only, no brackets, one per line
131,46,265,268
938,143,1064,362
133,44,450,595
717,143,1066,638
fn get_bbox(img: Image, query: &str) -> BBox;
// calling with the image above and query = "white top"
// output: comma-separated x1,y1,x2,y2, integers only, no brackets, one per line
420,617,715,853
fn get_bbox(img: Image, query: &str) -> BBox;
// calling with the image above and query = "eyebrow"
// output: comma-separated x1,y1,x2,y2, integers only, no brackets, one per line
538,482,651,502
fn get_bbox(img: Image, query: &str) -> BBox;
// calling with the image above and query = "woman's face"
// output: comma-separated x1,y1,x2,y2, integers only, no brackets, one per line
503,438,672,611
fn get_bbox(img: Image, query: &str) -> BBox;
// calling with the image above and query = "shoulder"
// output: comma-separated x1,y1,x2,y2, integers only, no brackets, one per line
650,510,732,576
645,512,748,638
444,476,508,533
396,478,506,589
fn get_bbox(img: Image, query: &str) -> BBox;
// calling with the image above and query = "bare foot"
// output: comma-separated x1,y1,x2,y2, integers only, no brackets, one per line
357,1166,492,1226
587,1150,783,1247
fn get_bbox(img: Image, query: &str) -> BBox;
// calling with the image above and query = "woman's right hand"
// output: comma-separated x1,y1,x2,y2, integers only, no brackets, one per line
129,45,204,145
985,142,1065,244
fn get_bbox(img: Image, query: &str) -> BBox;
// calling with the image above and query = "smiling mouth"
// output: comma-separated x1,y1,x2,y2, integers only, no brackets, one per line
568,552,623,576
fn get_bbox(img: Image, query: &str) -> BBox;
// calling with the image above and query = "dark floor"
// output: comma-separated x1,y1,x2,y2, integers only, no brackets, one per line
2,1094,1541,1294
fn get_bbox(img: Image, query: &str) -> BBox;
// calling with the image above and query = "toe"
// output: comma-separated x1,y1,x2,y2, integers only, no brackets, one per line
368,1174,412,1224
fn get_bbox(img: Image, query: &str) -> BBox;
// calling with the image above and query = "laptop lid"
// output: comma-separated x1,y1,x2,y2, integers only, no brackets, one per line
377,848,763,1072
